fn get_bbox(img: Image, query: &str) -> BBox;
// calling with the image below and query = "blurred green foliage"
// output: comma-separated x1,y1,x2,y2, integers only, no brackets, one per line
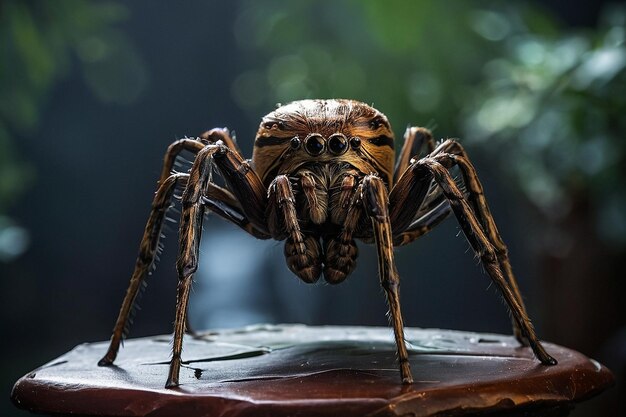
233,1,484,125
0,0,147,261
463,5,626,245
233,0,626,247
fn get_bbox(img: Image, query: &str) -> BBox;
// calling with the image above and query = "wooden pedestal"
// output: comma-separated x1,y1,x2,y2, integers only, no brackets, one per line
12,324,614,416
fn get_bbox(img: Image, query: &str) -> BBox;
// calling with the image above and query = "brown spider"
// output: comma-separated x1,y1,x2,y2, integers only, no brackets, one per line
98,99,557,388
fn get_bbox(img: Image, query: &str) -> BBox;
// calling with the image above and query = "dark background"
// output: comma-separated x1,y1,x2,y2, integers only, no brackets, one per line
1,1,623,416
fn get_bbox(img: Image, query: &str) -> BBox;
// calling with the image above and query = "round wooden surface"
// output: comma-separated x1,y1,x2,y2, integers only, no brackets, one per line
12,324,613,417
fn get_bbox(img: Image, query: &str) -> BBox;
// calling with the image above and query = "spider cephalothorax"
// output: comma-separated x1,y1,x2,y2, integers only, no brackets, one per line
98,99,557,388
253,100,397,284
252,99,395,186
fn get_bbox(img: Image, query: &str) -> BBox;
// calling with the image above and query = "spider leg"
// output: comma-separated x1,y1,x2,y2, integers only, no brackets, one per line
99,130,266,366
393,200,451,246
390,130,467,245
159,139,205,184
268,175,322,283
197,128,270,237
160,128,243,186
202,182,271,240
210,144,268,232
361,175,413,384
97,174,265,366
100,138,204,362
432,140,530,345
394,126,435,179
391,130,468,235
166,155,212,387
200,127,242,157
400,156,556,365
162,135,240,338
184,185,270,338
184,181,270,337
393,134,531,345
167,143,268,387
179,129,262,337
98,173,188,366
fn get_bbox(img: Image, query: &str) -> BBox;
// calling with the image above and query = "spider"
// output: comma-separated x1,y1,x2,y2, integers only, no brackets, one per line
97,99,557,388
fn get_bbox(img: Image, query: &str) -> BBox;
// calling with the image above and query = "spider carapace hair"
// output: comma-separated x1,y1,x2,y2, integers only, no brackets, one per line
98,99,557,388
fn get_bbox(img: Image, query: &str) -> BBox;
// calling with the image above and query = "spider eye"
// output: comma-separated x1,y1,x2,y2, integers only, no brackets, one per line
290,136,301,149
328,134,348,155
349,136,361,149
304,134,325,156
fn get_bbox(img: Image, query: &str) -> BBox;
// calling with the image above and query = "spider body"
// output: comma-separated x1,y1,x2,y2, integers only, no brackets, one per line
253,100,395,283
98,99,557,388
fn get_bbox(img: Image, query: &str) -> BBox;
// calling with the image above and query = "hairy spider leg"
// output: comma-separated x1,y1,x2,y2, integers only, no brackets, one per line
157,139,208,337
200,136,270,238
167,143,268,387
393,155,556,366
98,173,188,366
202,184,270,240
159,139,206,184
391,129,476,238
391,132,534,346
361,175,414,384
199,127,242,156
99,135,242,365
432,140,531,345
394,126,436,180
167,147,215,387
99,131,268,386
391,133,462,247
392,200,451,246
